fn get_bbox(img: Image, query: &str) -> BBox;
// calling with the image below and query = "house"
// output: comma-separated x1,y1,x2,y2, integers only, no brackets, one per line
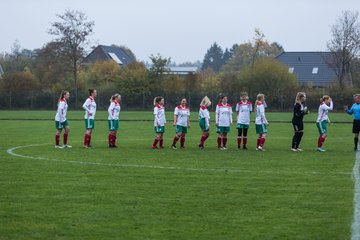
274,52,338,87
82,45,135,66
167,66,198,75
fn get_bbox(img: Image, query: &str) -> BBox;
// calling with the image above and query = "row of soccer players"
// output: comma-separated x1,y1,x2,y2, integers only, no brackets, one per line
55,89,359,151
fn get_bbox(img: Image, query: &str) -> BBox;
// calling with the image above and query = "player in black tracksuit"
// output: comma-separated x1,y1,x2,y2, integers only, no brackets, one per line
291,92,308,151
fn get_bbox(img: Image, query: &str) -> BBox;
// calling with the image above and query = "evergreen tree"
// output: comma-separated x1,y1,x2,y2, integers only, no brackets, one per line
201,42,224,72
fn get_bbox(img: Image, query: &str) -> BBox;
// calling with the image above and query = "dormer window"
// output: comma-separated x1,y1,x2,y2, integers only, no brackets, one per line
288,67,294,73
312,67,318,74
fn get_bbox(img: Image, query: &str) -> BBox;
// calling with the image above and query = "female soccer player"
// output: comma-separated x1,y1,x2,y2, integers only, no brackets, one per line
54,90,71,148
291,92,308,152
215,95,232,150
108,93,121,148
171,98,190,149
345,94,360,151
316,95,333,152
82,89,97,148
152,96,166,149
198,96,211,149
236,92,252,150
255,93,268,151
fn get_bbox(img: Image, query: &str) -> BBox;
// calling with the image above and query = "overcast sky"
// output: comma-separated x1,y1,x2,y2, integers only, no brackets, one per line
1,0,359,63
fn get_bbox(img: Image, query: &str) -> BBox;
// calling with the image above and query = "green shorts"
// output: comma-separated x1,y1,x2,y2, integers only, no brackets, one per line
176,125,188,134
154,126,165,133
216,126,230,133
199,118,209,132
255,124,267,134
236,123,249,129
85,119,95,129
108,120,119,131
55,120,69,129
316,121,328,135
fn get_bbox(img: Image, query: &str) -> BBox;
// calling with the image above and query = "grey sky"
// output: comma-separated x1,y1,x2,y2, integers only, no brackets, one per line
1,0,359,63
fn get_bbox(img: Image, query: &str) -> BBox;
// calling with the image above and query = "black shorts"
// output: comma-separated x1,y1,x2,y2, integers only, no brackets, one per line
292,120,304,132
353,120,360,134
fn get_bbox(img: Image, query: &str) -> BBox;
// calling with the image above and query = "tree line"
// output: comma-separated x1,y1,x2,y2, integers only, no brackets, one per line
0,10,360,111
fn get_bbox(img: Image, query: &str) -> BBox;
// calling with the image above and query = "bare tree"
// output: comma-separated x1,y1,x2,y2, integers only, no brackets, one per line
327,10,360,87
48,9,94,108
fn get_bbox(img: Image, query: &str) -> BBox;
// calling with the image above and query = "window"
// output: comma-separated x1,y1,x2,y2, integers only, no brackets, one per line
288,67,294,73
312,67,318,74
108,52,123,64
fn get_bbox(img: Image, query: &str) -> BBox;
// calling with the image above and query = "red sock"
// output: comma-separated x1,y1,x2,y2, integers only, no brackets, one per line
113,135,117,146
108,134,112,146
260,137,266,147
180,137,185,147
217,137,222,148
84,134,90,146
237,137,242,147
318,136,325,147
200,134,206,145
63,133,68,145
172,135,180,146
159,139,163,148
153,137,159,147
243,137,248,145
223,137,227,147
257,138,261,147
55,134,60,145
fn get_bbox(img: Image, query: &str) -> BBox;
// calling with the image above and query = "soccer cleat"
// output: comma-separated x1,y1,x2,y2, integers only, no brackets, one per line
171,145,177,150
63,144,72,148
257,146,263,151
180,146,185,149
198,144,204,150
237,146,241,150
317,147,326,152
55,145,64,149
297,148,303,152
220,147,227,150
242,145,248,150
83,145,89,149
291,148,298,152
152,145,158,149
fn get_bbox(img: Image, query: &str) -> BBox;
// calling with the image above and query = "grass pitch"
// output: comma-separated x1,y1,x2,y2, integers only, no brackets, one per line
0,111,356,239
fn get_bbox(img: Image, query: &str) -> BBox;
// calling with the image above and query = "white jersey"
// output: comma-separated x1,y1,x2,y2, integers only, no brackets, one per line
236,100,252,125
255,101,268,125
174,105,190,127
154,104,166,127
216,103,233,127
55,98,68,122
199,105,210,128
82,96,97,119
317,101,333,122
108,100,121,120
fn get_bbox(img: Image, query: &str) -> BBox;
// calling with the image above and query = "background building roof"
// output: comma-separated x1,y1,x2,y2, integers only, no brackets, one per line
275,52,337,87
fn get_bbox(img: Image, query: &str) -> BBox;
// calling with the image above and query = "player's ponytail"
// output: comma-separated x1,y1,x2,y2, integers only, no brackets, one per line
295,92,306,104
110,93,120,103
254,93,264,111
58,90,68,103
88,89,95,96
200,96,211,107
154,96,163,106
321,95,330,103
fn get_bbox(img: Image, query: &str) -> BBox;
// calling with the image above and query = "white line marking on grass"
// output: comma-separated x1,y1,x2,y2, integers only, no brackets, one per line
6,144,351,176
352,150,360,240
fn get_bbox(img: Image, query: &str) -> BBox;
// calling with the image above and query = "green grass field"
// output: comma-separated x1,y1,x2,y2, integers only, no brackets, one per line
0,110,356,239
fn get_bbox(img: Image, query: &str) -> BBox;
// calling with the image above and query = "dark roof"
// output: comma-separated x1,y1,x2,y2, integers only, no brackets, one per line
82,45,134,66
274,52,337,87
